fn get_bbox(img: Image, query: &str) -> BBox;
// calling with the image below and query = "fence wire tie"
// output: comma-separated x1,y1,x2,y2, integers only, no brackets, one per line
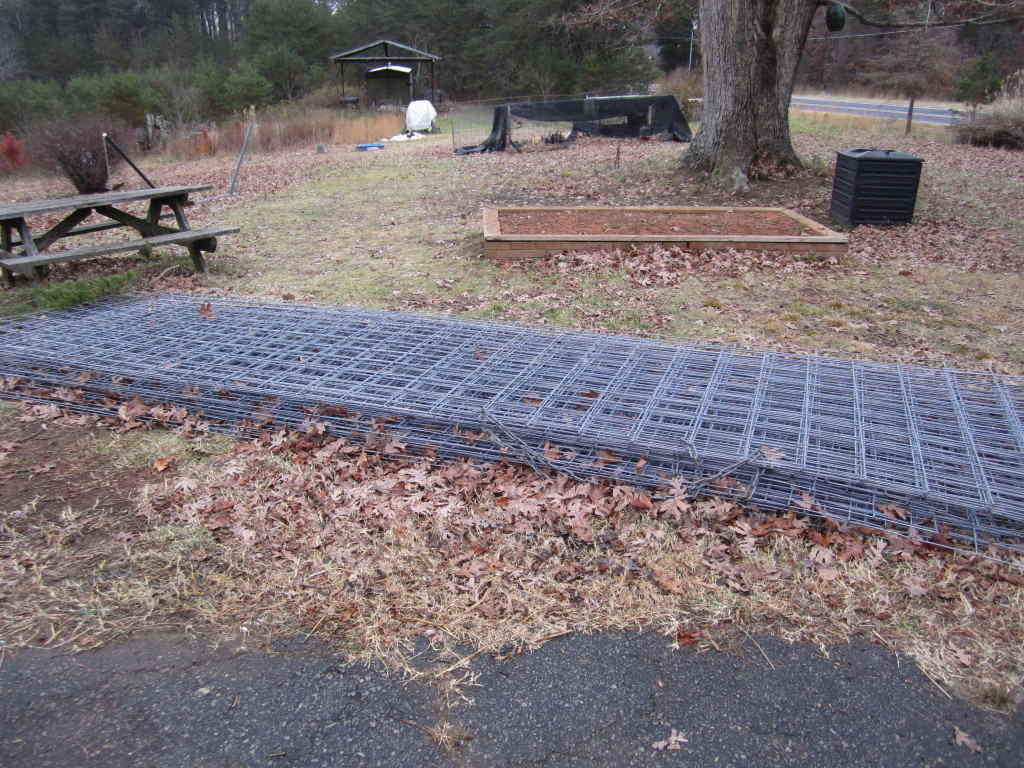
477,409,592,484
687,448,766,502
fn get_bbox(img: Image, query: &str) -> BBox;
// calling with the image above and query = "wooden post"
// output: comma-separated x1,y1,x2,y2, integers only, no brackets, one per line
166,195,205,273
1,221,13,285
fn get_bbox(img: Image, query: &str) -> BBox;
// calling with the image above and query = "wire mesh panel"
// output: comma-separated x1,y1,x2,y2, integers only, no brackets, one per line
451,104,576,153
2,292,1023,559
450,105,501,152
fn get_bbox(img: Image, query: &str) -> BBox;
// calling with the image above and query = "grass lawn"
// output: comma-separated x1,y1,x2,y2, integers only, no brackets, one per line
1,118,1022,709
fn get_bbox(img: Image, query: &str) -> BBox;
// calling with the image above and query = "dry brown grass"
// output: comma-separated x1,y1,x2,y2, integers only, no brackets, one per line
162,109,406,161
2,117,1024,710
2,413,1021,709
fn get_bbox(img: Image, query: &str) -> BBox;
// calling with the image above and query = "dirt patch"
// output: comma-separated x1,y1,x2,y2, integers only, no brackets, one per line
499,208,820,237
0,409,143,526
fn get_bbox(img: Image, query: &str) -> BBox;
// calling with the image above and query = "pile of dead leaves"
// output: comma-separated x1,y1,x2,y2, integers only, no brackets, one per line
2,408,1023,707
128,428,1022,704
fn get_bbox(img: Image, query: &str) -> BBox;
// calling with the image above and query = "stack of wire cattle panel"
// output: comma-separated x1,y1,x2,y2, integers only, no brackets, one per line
1,292,1022,559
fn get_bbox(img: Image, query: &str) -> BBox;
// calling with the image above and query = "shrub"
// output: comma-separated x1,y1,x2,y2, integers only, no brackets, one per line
952,54,1002,115
65,72,161,128
956,69,1024,151
220,69,275,115
31,116,134,194
0,132,26,174
0,79,62,134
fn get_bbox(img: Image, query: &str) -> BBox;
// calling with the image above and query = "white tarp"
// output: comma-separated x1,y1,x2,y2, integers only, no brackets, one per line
406,100,437,132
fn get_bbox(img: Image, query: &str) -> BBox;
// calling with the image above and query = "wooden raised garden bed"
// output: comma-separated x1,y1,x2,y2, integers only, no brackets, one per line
482,206,849,260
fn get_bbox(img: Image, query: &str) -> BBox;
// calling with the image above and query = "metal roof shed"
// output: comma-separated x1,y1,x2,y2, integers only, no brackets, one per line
365,64,413,105
329,39,441,106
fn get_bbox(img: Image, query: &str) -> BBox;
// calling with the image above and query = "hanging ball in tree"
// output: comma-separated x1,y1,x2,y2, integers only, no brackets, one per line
825,4,847,31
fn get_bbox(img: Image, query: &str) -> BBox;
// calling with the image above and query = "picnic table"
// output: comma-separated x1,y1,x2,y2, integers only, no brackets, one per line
0,185,239,282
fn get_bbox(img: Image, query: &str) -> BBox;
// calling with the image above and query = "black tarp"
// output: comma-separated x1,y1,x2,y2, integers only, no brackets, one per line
456,95,692,155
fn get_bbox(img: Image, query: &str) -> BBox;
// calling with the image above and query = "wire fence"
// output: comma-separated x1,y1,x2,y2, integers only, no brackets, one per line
450,104,575,153
2,293,1022,560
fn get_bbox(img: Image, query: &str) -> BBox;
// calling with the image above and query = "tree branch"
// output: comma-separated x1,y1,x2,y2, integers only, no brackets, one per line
818,0,1024,28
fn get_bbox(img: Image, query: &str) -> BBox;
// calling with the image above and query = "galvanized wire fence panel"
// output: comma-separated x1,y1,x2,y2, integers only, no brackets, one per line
450,104,575,152
2,292,1023,558
450,105,499,151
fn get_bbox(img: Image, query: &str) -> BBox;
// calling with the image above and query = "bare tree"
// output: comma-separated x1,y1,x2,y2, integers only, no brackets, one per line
855,28,961,134
0,0,24,83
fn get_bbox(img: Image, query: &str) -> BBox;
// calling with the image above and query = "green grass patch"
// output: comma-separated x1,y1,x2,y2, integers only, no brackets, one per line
2,269,141,317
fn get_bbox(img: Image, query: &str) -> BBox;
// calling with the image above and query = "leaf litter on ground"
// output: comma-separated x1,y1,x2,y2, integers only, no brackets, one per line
2,127,1024,709
1,400,1022,710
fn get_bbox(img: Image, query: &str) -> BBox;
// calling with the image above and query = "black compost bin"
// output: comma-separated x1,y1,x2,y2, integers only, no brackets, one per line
830,148,924,226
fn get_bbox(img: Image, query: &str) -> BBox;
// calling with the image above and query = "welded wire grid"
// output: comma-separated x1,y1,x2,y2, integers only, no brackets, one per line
450,103,574,152
450,105,498,151
2,292,1023,559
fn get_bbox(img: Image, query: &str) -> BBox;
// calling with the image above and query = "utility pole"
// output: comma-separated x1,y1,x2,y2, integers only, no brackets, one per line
688,20,698,71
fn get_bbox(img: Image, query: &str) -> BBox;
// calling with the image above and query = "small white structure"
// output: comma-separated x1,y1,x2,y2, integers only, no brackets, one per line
406,100,437,133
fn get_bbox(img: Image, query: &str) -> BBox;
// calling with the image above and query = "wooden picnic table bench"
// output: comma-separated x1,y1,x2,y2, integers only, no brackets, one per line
0,184,239,282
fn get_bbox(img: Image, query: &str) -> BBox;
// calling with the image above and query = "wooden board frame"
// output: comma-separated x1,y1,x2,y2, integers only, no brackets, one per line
482,206,849,260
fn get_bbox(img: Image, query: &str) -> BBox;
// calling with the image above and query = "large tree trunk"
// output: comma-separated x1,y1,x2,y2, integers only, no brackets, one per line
684,0,819,192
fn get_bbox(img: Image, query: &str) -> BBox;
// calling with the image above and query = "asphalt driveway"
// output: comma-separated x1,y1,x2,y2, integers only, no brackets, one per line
1,630,1020,767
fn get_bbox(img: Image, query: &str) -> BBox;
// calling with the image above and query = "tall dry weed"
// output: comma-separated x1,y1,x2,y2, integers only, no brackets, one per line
159,108,407,161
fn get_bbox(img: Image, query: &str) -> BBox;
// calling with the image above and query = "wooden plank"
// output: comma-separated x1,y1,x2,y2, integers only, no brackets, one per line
7,212,178,248
494,206,789,213
33,208,93,252
481,208,501,237
777,208,842,235
0,186,213,220
0,226,239,277
503,232,847,243
163,196,205,271
95,205,179,237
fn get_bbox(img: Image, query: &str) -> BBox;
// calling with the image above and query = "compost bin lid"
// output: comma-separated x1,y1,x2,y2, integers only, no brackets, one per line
838,148,924,162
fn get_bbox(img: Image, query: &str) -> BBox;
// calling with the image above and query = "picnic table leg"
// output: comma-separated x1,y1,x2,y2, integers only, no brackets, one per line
140,199,163,260
13,218,49,281
166,197,206,273
1,223,13,285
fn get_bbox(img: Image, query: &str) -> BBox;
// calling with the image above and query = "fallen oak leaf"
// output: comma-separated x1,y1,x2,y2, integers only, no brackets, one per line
153,456,175,472
595,448,623,462
652,570,686,594
676,630,700,646
954,727,982,754
760,445,787,467
949,642,973,668
795,492,820,512
630,492,655,511
878,502,909,521
652,729,688,750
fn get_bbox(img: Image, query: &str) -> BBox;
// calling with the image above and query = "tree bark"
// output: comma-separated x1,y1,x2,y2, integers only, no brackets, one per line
683,0,819,193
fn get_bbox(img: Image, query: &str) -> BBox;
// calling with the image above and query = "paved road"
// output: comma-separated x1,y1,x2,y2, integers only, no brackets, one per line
1,631,1021,767
791,96,962,126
